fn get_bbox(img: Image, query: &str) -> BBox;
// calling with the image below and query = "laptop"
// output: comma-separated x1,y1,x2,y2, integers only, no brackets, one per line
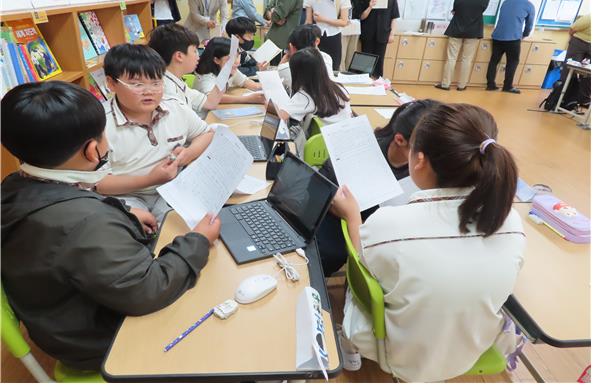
220,153,338,264
238,101,284,161
347,51,379,75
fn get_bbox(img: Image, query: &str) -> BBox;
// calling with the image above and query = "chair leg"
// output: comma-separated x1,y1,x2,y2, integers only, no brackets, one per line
20,353,54,383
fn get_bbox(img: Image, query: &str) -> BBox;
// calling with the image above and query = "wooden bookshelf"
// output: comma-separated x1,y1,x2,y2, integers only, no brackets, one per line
1,0,153,180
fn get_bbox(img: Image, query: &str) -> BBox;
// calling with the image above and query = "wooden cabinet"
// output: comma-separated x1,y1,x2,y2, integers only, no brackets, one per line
495,64,523,86
418,60,444,82
383,57,396,79
475,39,493,62
526,42,557,65
518,64,548,87
423,36,448,60
397,36,426,59
469,62,489,85
385,38,399,59
393,59,422,81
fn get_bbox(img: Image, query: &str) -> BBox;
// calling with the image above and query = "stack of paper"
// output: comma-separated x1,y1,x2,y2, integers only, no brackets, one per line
344,86,386,96
375,108,396,119
335,73,372,85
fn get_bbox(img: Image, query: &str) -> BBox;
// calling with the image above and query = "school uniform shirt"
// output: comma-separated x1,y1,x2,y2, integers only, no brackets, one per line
1,171,210,370
163,71,209,118
303,0,352,37
283,89,352,126
342,187,526,382
192,70,249,94
104,98,209,192
444,0,489,39
278,50,335,91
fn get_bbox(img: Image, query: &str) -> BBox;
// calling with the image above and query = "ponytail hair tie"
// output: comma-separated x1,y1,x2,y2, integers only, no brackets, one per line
479,138,496,155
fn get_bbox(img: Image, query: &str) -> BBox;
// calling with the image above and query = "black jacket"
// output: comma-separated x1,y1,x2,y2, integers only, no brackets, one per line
151,0,181,22
444,0,489,39
1,174,209,370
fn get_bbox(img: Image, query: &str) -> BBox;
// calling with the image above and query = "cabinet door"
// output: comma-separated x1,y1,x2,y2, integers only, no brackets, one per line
518,64,548,87
500,41,531,64
419,60,445,82
397,36,426,59
385,37,399,59
393,59,422,81
383,57,396,79
525,42,557,65
474,39,492,62
469,62,489,85
423,37,448,60
495,64,523,86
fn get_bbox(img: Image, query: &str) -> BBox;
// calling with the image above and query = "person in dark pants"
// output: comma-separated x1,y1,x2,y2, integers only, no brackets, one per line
352,0,399,78
316,100,441,276
486,0,535,94
152,0,181,26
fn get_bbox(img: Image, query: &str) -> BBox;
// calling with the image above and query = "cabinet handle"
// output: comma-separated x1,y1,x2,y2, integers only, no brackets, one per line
424,63,431,69
533,45,539,52
475,64,482,71
526,67,532,73
398,62,405,68
428,40,436,48
401,39,409,47
481,43,488,50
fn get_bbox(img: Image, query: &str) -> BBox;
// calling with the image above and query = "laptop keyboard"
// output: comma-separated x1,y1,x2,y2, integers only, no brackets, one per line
239,136,266,159
229,203,296,253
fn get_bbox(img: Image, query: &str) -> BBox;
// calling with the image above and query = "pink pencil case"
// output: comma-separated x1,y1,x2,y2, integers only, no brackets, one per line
531,195,590,243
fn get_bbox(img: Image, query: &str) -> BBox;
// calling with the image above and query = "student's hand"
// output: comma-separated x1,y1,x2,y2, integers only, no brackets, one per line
148,158,180,185
130,208,158,235
207,20,216,29
330,185,360,222
172,146,192,167
279,52,290,64
275,18,287,26
257,61,270,71
192,213,221,245
246,92,266,104
369,0,377,8
265,20,272,27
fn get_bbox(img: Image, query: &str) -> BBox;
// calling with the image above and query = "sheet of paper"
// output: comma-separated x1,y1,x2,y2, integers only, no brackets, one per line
321,115,403,211
484,0,501,16
373,0,388,9
541,0,561,19
398,93,415,103
215,35,239,92
344,86,386,96
233,175,270,195
375,108,396,119
379,176,420,207
556,0,580,21
251,39,282,63
341,19,361,36
157,125,253,228
335,73,372,84
257,70,291,109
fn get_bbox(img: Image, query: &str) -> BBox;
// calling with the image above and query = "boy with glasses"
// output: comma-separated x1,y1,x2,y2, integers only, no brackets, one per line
96,44,214,223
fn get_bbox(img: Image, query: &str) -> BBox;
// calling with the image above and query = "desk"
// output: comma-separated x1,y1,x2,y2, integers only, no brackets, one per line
554,63,591,129
102,212,341,381
347,87,401,107
352,106,392,129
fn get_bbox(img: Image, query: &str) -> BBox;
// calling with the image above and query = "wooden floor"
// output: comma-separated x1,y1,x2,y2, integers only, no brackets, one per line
1,85,590,382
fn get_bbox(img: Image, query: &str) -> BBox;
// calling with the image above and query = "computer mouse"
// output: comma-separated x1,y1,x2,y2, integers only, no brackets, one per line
234,274,278,304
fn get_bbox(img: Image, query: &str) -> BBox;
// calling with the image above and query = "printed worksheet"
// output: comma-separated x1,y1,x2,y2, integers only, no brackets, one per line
215,35,239,92
257,70,291,109
251,39,282,63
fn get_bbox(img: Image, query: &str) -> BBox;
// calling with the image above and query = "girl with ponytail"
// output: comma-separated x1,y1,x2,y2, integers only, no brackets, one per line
331,103,526,382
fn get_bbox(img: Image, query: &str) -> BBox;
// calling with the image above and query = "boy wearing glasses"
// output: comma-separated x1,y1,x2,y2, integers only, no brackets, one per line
97,44,214,223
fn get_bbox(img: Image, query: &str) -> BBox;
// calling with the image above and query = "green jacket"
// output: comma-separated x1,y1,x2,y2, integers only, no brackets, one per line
265,0,303,49
1,173,210,370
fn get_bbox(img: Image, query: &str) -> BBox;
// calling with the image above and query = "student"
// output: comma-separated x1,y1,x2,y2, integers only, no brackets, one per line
316,100,441,276
225,17,269,77
232,0,269,27
332,103,526,382
185,0,228,41
148,23,223,119
304,0,351,71
278,25,334,92
1,81,221,371
279,47,351,128
96,44,214,223
193,37,265,104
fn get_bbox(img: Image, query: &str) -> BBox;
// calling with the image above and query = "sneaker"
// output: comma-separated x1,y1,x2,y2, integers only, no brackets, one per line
434,83,450,91
503,87,521,94
486,85,499,91
337,327,362,371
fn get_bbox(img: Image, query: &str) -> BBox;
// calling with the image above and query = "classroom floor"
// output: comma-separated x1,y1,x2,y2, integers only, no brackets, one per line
1,85,590,382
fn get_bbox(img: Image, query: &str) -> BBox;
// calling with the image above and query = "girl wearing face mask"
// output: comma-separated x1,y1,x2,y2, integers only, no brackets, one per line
225,17,270,77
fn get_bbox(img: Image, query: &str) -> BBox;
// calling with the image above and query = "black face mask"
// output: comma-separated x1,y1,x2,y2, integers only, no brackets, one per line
94,148,110,171
240,39,255,51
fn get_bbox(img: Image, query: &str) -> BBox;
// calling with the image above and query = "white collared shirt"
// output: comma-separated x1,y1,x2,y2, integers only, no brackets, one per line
278,50,335,92
192,70,248,94
343,187,526,382
282,89,352,127
163,71,208,118
104,98,209,192
303,0,351,37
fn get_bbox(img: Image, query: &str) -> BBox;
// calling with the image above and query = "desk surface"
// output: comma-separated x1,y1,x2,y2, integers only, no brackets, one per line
348,87,402,107
102,212,341,381
352,106,392,129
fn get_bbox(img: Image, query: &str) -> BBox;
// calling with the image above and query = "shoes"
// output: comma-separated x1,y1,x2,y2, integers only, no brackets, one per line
486,85,499,91
457,86,467,91
503,87,521,94
434,83,450,91
338,327,362,371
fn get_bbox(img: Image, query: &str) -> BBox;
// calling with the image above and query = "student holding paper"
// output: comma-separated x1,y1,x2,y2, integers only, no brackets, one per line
225,17,270,76
193,37,266,104
332,104,526,382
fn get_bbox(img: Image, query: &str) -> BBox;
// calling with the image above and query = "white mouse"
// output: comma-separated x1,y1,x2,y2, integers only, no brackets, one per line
234,274,278,304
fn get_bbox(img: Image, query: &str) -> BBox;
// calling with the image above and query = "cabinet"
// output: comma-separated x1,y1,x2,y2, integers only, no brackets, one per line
385,38,399,59
518,64,549,86
423,36,448,60
418,60,444,83
475,40,531,64
397,36,426,59
393,59,422,81
525,42,557,65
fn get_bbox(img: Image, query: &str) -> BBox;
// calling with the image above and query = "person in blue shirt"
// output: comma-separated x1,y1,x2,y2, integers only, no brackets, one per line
486,0,535,94
232,0,270,26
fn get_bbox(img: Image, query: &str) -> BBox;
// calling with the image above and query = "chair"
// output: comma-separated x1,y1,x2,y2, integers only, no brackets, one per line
340,219,507,378
308,116,324,137
303,134,329,167
1,285,104,383
181,74,196,88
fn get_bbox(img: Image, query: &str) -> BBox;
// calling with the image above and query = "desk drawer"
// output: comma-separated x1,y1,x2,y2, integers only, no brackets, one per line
397,36,426,59
393,59,421,81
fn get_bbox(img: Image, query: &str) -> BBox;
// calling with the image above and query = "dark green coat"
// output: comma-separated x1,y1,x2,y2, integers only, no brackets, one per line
265,0,304,49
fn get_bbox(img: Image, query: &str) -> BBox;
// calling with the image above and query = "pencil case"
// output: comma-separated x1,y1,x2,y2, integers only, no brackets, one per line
265,142,288,180
531,195,590,243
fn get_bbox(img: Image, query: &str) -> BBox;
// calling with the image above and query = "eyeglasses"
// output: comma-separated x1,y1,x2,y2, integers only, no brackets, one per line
116,78,164,94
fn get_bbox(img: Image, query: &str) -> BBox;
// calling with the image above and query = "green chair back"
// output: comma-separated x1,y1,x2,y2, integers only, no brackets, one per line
54,361,105,383
308,116,324,137
1,285,30,358
303,134,329,167
466,346,507,375
341,219,386,340
182,74,196,88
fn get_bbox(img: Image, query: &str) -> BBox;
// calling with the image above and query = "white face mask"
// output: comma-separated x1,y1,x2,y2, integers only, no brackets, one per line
20,163,110,186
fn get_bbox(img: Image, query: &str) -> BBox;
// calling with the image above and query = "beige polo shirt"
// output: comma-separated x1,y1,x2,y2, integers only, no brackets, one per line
163,70,208,118
192,70,248,94
104,98,209,192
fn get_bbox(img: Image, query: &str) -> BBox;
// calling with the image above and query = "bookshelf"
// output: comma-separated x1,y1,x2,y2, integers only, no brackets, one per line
1,0,153,180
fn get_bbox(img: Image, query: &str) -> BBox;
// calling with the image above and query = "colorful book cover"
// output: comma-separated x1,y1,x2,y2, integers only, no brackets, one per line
3,40,24,85
87,75,107,102
124,14,144,42
79,11,110,55
5,19,62,81
78,19,98,62
18,44,40,82
0,39,18,91
90,67,112,99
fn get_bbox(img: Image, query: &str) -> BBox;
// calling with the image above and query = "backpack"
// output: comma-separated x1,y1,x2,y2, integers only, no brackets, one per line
540,76,590,112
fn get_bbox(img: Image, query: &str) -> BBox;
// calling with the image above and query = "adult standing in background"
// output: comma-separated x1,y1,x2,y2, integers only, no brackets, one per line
352,0,399,78
264,0,304,63
185,0,229,41
305,0,351,71
152,0,181,26
435,0,489,91
232,0,270,26
486,0,535,94
561,13,591,81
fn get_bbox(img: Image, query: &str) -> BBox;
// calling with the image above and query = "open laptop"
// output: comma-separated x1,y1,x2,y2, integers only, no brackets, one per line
220,153,338,264
347,51,379,75
238,101,284,161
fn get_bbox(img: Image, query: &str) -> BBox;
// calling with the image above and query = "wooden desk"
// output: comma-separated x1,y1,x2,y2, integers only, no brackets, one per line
352,106,392,129
102,212,341,381
347,87,401,107
505,204,590,347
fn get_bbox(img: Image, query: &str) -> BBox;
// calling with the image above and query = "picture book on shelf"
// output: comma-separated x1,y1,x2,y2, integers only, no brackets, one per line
79,11,110,55
90,67,112,99
5,19,62,81
87,74,107,102
78,19,98,62
124,14,144,42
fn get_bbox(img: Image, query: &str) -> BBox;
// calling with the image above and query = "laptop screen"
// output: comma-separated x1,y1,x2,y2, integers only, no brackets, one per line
261,103,281,141
267,154,338,240
349,52,378,74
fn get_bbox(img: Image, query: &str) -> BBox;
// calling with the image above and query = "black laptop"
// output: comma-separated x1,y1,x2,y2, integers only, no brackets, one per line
238,102,284,161
220,153,338,264
347,51,379,75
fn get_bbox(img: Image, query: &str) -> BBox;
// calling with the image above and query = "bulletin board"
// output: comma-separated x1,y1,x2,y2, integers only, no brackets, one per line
536,0,583,27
